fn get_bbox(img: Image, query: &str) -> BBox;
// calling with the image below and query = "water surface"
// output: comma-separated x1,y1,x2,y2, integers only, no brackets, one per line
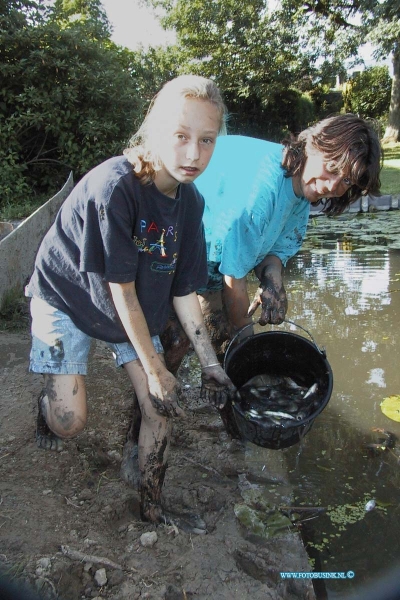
248,211,400,598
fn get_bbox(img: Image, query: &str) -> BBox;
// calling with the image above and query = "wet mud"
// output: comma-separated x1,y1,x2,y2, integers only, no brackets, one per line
0,331,315,600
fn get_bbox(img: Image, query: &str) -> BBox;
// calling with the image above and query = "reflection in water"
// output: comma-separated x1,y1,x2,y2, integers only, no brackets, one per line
247,230,400,598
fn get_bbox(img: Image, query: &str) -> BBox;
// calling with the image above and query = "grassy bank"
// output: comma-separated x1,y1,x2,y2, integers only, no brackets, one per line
381,142,400,196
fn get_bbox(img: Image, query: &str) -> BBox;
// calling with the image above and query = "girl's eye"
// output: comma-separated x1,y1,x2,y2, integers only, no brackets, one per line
342,177,352,186
202,138,214,145
176,134,186,140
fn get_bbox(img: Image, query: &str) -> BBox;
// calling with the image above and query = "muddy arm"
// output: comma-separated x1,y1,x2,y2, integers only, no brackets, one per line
109,281,177,401
172,292,223,369
249,255,287,325
173,293,236,407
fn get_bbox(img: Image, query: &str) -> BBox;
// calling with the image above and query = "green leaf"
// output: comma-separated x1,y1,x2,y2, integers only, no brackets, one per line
380,395,400,422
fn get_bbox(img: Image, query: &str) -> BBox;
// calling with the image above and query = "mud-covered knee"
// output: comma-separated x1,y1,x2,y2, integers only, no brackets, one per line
48,410,86,438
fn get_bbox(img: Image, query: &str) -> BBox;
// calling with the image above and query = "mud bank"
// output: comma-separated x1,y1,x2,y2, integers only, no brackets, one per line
0,331,315,600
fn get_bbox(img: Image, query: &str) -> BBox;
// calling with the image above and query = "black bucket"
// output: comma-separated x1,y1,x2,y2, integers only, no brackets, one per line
223,322,333,450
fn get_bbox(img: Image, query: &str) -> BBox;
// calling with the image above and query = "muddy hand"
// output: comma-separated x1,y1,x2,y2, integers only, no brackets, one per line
248,276,288,326
148,371,186,418
200,365,236,409
149,386,185,418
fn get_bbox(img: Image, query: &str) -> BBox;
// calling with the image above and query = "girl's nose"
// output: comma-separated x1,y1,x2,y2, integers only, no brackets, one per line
326,174,343,193
186,141,200,161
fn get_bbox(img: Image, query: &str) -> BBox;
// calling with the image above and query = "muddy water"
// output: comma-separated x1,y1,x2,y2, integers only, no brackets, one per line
246,211,400,598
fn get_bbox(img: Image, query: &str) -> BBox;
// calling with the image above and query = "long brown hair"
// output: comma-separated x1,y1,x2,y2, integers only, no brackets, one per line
282,114,383,216
124,75,227,185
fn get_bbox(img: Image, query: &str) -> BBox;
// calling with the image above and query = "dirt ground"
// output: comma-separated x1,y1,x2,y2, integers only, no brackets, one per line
0,330,315,600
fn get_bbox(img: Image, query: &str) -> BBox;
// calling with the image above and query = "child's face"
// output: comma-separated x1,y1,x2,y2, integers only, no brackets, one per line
295,144,352,203
154,97,221,196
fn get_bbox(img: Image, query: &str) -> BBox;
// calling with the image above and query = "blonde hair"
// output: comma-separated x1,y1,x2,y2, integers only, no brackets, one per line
124,75,227,184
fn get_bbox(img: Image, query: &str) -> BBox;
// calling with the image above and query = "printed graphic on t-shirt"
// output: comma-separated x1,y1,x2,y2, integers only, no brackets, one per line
133,219,178,275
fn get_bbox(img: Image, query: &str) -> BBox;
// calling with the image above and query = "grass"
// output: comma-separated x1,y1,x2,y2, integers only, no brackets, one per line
0,287,30,332
0,195,48,222
381,142,400,196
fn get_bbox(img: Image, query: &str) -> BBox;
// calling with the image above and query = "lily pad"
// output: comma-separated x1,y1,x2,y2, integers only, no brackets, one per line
234,503,293,539
309,248,332,255
240,487,272,509
380,395,400,422
353,246,388,253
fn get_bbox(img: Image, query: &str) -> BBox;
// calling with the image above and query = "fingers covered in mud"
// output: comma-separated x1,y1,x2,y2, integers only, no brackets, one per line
247,287,262,318
146,366,186,419
148,384,186,418
200,366,236,409
248,278,288,326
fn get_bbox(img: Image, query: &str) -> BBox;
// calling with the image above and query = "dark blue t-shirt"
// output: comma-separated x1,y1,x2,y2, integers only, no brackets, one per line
26,156,207,343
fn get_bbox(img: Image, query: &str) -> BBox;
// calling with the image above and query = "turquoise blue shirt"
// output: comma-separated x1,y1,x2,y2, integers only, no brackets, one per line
195,135,310,288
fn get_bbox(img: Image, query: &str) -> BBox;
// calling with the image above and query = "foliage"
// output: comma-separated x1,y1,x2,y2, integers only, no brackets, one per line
280,0,400,141
343,66,392,120
147,0,399,139
380,395,400,423
50,0,112,39
147,0,318,138
308,86,343,120
128,45,180,119
0,286,30,332
0,0,148,209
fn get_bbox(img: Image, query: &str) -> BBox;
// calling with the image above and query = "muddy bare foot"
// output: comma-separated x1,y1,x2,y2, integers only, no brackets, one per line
120,439,140,490
142,503,207,535
36,392,63,452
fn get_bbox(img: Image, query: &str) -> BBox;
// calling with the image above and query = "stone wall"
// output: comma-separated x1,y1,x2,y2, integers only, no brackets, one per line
0,173,74,307
309,193,398,215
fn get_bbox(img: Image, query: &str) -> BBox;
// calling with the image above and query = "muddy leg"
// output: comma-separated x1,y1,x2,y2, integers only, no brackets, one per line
198,290,233,362
36,374,87,451
140,458,207,534
36,389,64,452
120,392,142,490
123,358,207,534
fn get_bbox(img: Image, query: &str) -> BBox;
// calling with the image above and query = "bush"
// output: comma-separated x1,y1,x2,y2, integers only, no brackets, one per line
225,88,315,141
0,9,146,210
343,66,392,120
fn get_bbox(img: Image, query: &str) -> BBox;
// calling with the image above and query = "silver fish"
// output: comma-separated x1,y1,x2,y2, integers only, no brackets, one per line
262,410,296,420
303,383,318,399
365,499,376,512
246,409,263,419
249,387,263,398
244,374,283,387
282,377,304,390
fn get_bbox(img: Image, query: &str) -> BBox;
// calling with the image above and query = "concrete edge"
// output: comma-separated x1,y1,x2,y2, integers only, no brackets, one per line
0,173,74,307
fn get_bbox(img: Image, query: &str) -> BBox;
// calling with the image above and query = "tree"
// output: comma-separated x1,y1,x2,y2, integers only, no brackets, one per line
366,2,400,141
0,0,146,209
146,0,318,138
148,0,399,141
49,0,112,40
283,0,400,141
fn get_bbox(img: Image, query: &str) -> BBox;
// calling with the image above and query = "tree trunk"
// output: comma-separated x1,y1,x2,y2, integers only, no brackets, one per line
383,44,400,143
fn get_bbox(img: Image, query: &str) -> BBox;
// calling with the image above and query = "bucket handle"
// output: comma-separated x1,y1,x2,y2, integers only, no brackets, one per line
223,323,254,371
223,319,326,371
284,319,326,356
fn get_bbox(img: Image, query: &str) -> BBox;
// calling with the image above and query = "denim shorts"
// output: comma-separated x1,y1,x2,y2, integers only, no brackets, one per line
29,296,164,375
